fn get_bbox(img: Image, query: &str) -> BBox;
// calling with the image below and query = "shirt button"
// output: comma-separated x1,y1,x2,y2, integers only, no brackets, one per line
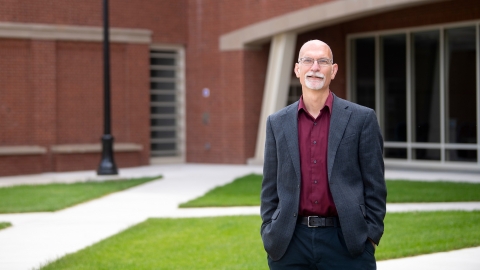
313,160,317,164
314,122,317,126
314,180,318,184
315,201,318,204
313,140,317,144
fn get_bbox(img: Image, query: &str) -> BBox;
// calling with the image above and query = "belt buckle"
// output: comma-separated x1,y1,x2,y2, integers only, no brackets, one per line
307,216,319,228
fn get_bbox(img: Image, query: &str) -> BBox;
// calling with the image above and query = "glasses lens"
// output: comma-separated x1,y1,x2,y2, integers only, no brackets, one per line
301,58,331,66
319,59,329,66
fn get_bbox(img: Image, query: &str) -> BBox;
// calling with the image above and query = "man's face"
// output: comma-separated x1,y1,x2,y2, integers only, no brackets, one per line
294,42,338,92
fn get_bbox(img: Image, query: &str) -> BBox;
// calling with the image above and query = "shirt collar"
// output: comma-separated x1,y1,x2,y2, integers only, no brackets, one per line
298,91,334,115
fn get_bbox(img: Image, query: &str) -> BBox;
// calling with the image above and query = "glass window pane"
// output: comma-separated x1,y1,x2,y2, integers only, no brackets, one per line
151,131,176,139
446,149,477,162
151,58,175,66
413,148,441,160
445,26,477,144
151,143,177,151
151,106,176,114
151,118,176,126
151,82,176,90
382,34,407,142
385,148,407,159
151,70,175,78
287,84,302,105
352,37,376,110
151,94,176,102
412,31,441,143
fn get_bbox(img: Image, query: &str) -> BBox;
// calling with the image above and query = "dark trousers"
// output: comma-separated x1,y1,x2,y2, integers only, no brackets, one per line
268,224,376,270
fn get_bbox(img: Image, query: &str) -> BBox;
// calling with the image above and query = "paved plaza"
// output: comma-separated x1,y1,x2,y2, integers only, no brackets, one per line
0,164,479,269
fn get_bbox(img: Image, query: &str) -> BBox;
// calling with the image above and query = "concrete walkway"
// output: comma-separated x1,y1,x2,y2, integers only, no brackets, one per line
0,164,478,270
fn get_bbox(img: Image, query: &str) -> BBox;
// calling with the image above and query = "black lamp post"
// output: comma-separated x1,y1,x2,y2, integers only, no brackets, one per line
97,0,118,175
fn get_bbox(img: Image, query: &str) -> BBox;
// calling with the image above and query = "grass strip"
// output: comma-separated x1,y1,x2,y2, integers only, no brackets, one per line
0,176,161,213
180,174,480,207
179,173,262,208
0,222,11,230
40,211,480,269
380,211,480,259
386,180,480,202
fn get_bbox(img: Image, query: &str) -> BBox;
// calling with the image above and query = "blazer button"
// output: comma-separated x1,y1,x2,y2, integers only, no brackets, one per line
293,213,297,217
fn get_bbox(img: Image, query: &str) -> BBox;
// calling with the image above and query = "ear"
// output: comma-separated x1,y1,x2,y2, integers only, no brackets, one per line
294,63,300,78
330,63,339,80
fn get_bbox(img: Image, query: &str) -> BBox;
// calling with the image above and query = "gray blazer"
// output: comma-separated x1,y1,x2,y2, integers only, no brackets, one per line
260,94,386,261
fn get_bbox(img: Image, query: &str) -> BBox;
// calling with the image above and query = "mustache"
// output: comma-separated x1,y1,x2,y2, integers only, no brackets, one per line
305,72,325,79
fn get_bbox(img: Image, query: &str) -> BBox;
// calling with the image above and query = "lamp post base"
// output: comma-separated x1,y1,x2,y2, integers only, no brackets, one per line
97,134,118,175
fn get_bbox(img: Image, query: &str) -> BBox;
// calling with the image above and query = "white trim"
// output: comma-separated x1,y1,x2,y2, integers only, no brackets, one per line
347,19,480,40
150,156,184,164
406,33,413,160
0,146,47,156
50,143,143,154
346,38,353,101
385,159,480,172
0,22,152,43
220,0,443,50
440,27,446,162
477,24,480,165
249,32,297,164
375,35,382,130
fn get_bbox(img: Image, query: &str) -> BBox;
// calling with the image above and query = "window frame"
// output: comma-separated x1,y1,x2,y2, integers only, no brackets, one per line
347,19,480,171
149,44,186,164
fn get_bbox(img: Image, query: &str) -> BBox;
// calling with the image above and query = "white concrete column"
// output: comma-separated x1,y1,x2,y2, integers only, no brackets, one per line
248,32,297,165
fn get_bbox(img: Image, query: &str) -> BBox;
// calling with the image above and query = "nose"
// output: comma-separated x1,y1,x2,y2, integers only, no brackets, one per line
310,60,321,71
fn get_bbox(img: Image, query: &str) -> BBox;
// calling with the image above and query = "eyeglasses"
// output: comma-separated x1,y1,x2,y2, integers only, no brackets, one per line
298,57,333,67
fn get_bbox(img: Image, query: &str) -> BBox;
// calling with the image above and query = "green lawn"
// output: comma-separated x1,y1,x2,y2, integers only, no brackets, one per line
386,180,480,202
0,222,11,230
0,176,161,213
179,174,261,208
40,211,480,269
180,174,480,207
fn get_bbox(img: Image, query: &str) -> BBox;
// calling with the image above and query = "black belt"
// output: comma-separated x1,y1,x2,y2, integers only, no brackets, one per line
298,216,340,228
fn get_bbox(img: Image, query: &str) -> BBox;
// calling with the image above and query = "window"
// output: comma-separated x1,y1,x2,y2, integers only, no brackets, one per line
349,22,480,168
150,46,185,161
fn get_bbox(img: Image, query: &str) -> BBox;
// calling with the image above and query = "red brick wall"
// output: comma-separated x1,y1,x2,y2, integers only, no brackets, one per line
0,0,187,44
0,1,178,175
185,0,270,163
2,0,480,175
0,39,32,145
243,45,270,161
0,156,45,176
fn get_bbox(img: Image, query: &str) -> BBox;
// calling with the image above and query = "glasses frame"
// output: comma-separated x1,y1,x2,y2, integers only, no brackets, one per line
298,57,333,67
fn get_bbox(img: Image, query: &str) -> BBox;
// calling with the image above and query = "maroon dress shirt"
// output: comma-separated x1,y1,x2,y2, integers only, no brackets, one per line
297,92,338,217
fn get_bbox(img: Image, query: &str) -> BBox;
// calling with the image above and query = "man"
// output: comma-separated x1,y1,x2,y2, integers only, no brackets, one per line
260,40,386,269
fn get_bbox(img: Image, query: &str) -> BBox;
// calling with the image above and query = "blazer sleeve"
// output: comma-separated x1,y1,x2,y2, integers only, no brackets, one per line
358,109,387,245
260,115,279,235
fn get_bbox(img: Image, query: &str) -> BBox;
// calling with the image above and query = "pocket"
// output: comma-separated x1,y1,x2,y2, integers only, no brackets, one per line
272,209,280,220
364,240,376,256
340,133,356,145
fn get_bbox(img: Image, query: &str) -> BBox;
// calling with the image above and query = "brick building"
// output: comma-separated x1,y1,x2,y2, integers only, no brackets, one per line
1,0,479,176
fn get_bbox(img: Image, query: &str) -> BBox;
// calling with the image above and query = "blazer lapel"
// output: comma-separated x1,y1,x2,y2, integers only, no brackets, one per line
282,101,301,184
328,95,352,181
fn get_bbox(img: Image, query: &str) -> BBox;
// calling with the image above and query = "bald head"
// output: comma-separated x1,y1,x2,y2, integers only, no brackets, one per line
298,40,334,62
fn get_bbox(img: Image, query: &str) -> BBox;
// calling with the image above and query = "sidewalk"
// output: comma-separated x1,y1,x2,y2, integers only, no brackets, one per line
0,164,479,270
